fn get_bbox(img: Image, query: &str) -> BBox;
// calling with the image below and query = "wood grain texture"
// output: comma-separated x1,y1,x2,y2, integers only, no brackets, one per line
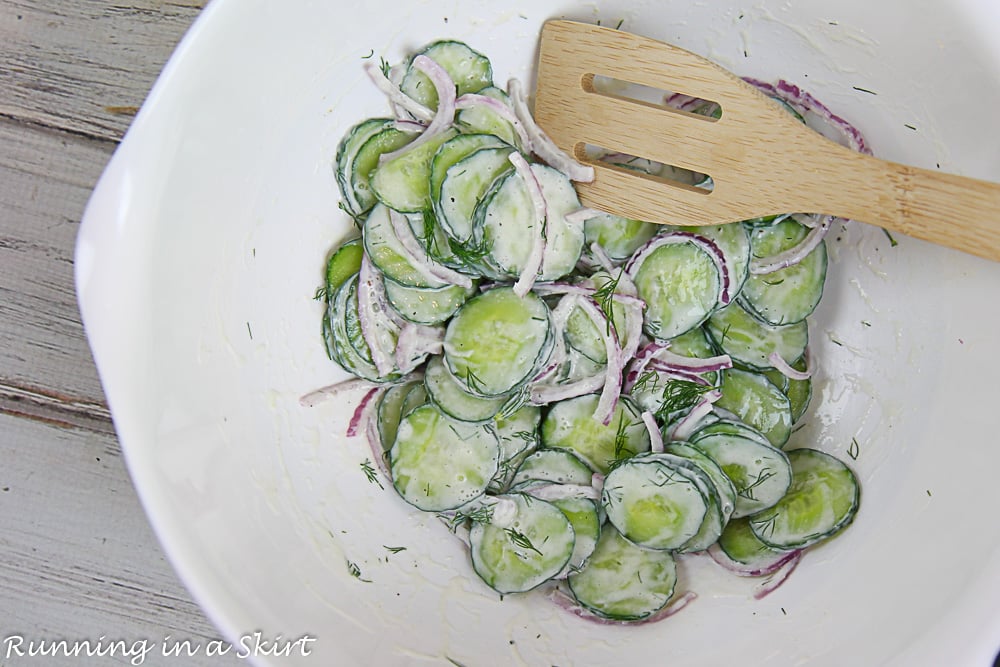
0,1,236,661
534,20,1000,262
0,0,207,142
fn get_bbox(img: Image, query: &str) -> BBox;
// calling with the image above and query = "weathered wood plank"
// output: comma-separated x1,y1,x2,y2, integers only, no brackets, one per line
0,0,207,142
0,413,239,665
0,115,114,410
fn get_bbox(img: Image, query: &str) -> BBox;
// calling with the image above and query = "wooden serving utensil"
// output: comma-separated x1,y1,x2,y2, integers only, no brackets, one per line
533,20,1000,262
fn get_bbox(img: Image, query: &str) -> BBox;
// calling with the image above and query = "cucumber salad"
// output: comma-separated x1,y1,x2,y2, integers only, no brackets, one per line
307,37,866,624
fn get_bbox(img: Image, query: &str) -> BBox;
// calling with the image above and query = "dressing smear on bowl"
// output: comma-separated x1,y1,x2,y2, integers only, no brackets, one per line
303,32,867,625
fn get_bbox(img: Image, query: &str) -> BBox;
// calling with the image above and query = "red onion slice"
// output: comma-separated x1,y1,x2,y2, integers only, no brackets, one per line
455,93,531,149
707,542,803,578
363,60,434,123
395,323,444,374
507,78,595,182
299,377,381,408
348,385,384,437
753,550,803,600
510,153,548,297
524,483,601,502
576,297,624,424
565,207,606,226
642,411,664,454
646,349,733,374
389,209,473,289
379,55,457,164
768,351,812,381
364,410,391,481
625,231,732,305
666,391,721,442
529,372,606,405
358,255,401,377
750,215,833,275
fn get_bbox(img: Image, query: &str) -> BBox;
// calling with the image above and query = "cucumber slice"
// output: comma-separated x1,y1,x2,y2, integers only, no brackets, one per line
377,381,426,452
541,394,651,475
741,218,828,325
666,326,722,385
491,405,542,491
547,496,601,572
424,354,506,423
749,448,860,550
436,145,514,242
455,86,522,148
370,128,458,213
363,204,445,288
690,430,792,519
672,223,752,299
389,403,500,511
663,441,738,525
715,368,793,448
400,40,493,110
383,279,475,325
763,357,813,424
691,418,772,449
327,274,391,382
429,133,508,208
335,119,394,217
705,301,808,370
629,236,722,340
602,457,709,551
511,449,595,488
563,272,633,365
584,213,658,261
646,452,727,553
469,494,574,594
568,526,678,621
323,238,364,299
477,164,584,282
443,287,552,397
717,516,794,571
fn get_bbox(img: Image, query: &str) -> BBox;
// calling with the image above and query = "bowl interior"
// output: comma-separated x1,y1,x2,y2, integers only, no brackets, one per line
76,0,1000,664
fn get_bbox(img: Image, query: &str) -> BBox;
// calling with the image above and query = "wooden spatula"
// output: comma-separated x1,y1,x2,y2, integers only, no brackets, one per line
533,20,1000,262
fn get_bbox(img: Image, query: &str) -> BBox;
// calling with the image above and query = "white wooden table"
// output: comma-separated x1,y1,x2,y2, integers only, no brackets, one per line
1,2,239,664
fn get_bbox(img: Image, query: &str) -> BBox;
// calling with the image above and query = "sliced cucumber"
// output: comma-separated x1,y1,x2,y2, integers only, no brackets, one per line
547,496,601,573
436,145,514,242
563,272,634,365
327,274,388,382
690,418,772,449
665,326,722,385
477,163,584,282
370,127,458,213
705,301,808,370
455,86,522,148
567,526,677,621
363,204,446,288
672,223,752,300
323,238,364,298
383,279,475,325
335,119,394,217
400,40,493,110
424,354,506,423
491,405,542,491
763,357,813,423
541,394,651,475
584,213,658,261
511,449,595,488
690,430,792,519
377,381,427,453
749,448,860,550
443,287,552,397
602,456,709,551
429,133,508,209
344,124,415,217
715,368,793,448
717,516,795,572
629,236,722,340
741,218,828,325
663,441,738,525
469,493,574,594
389,403,500,511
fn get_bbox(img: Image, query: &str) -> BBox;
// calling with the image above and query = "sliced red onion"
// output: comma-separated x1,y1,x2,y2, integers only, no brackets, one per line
363,59,434,123
642,411,664,454
565,207,606,226
391,119,426,133
588,242,617,273
753,550,803,600
455,93,531,149
510,153,548,297
389,209,473,288
299,377,381,408
707,542,803,578
348,385,384,437
666,390,721,442
622,341,671,393
364,410,391,481
507,78,595,182
750,215,833,275
379,55,457,164
646,349,733,374
768,351,812,381
529,372,606,405
358,255,401,377
645,366,712,386
395,323,444,373
576,298,624,424
625,231,732,305
619,299,644,361
547,587,697,626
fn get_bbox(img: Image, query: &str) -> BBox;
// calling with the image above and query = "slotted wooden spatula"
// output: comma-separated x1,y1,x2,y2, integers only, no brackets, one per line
533,20,1000,262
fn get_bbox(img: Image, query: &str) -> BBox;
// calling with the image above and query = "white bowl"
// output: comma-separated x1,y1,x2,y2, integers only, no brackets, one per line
76,0,1000,664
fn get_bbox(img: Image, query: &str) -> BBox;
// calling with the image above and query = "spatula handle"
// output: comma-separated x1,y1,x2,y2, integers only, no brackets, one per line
808,144,1000,262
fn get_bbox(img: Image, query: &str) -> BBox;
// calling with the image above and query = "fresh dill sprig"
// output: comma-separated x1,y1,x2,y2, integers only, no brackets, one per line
506,528,542,556
750,514,777,539
592,270,624,337
338,201,366,229
383,545,407,554
612,413,632,460
738,467,776,501
464,367,486,394
313,285,331,302
882,228,898,247
347,560,372,582
848,438,860,460
445,504,495,531
654,379,713,421
360,459,384,490
630,370,659,394
448,234,492,265
379,56,391,78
